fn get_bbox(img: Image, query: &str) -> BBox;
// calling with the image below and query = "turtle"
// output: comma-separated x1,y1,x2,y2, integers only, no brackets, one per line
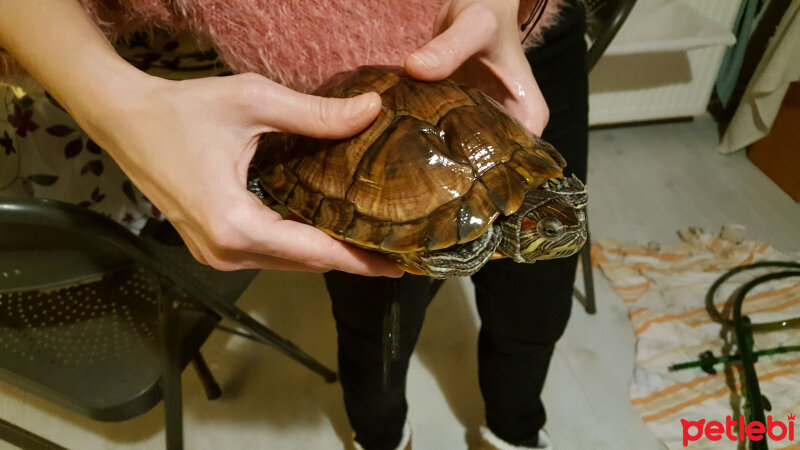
249,65,587,278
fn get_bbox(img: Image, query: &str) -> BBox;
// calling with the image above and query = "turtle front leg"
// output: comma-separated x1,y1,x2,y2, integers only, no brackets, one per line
393,225,503,278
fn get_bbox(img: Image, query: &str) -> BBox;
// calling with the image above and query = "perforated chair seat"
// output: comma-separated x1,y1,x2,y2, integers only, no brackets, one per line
0,266,165,420
0,197,336,449
0,224,256,422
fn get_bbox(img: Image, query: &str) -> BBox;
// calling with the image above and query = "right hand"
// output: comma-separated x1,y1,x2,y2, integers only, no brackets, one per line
405,0,549,136
79,73,403,277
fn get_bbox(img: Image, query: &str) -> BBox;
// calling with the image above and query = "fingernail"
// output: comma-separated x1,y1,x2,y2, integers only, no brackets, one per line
345,93,378,120
411,51,440,69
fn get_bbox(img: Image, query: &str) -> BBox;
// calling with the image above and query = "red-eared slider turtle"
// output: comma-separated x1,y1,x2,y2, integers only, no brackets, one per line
250,65,587,278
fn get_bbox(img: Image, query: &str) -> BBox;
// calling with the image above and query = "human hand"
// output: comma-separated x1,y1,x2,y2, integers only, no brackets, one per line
404,0,549,135
81,73,403,276
0,0,401,276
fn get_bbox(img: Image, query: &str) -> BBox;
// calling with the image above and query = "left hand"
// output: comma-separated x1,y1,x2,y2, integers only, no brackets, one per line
404,0,549,136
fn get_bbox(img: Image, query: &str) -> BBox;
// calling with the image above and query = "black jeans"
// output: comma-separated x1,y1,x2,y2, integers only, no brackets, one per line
325,2,587,448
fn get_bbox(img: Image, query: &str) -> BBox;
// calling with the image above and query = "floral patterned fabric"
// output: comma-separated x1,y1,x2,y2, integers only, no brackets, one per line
0,32,228,233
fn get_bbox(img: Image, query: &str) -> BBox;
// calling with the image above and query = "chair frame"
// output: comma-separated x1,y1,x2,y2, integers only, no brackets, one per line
0,197,337,449
573,0,637,315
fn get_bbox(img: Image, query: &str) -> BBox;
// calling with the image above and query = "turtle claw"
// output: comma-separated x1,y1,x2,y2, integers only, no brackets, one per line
394,260,427,276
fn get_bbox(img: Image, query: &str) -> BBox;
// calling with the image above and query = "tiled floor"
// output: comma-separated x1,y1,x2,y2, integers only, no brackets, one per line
1,114,798,449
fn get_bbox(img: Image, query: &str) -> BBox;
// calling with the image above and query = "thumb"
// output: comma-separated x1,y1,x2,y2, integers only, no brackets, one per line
242,75,381,139
240,193,403,277
404,4,496,81
489,50,550,136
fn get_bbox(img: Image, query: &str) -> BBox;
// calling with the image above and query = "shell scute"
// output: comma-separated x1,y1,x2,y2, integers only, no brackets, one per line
314,65,404,98
260,163,298,204
457,182,500,243
345,115,474,224
478,164,527,215
285,181,324,222
439,104,514,176
343,213,391,249
292,105,395,199
314,198,355,235
383,78,476,124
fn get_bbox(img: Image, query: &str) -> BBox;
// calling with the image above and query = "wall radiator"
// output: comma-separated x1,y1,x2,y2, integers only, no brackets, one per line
588,0,743,126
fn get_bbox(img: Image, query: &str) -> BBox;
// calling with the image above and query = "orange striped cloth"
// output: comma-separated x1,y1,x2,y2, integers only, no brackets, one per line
594,227,800,449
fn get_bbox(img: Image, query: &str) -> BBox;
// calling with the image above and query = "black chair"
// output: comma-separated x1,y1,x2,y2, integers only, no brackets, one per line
572,0,637,315
585,0,637,72
0,197,337,449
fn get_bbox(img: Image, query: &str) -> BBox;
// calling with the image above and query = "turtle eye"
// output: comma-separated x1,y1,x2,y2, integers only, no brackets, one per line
537,218,563,240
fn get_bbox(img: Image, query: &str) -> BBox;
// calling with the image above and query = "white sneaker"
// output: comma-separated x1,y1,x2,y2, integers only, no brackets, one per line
480,426,553,450
353,421,412,450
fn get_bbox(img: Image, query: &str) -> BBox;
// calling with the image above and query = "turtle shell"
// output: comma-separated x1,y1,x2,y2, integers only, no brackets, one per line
252,65,566,252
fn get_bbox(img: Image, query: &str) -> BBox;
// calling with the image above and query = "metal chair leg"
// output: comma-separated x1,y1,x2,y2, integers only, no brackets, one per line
149,260,338,383
215,315,338,383
191,352,222,400
429,279,445,299
573,213,597,315
579,231,597,314
159,294,184,450
0,418,68,450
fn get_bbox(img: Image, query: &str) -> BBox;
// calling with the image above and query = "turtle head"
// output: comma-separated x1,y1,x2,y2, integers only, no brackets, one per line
498,176,587,262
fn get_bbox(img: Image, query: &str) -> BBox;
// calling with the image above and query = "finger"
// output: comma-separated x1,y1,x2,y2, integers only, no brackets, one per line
239,75,381,138
220,251,328,273
183,203,400,275
195,247,325,272
490,51,549,135
241,196,403,277
178,213,322,272
268,220,403,277
405,3,497,81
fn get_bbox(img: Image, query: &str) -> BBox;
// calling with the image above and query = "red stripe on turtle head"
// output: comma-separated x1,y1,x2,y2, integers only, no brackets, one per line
522,217,538,230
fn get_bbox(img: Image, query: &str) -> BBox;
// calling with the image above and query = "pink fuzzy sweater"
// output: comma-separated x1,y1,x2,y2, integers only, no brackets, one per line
5,0,563,93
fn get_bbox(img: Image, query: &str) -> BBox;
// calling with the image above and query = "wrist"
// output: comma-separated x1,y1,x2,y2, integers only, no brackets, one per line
66,58,160,126
66,59,169,154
